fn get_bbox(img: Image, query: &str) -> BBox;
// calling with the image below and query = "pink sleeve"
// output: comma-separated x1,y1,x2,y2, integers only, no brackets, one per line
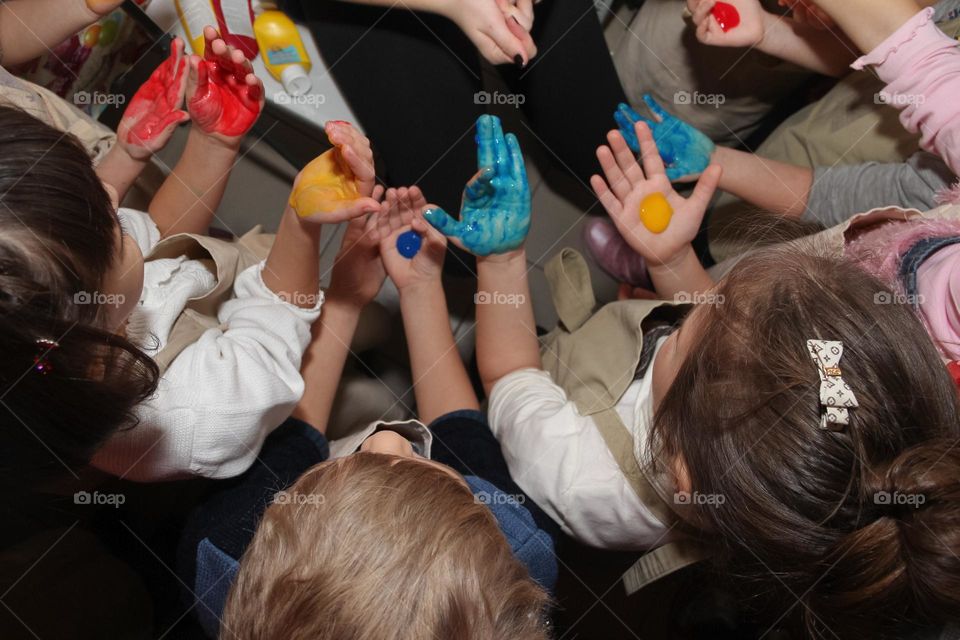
852,8,960,176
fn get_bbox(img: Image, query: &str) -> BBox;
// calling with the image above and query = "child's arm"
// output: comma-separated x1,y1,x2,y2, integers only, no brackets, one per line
711,145,814,217
423,115,540,395
687,0,855,76
0,0,122,66
148,28,264,237
378,187,480,423
96,38,190,203
592,121,721,299
291,212,385,431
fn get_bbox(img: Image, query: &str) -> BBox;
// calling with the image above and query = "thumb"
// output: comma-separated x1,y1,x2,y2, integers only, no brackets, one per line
422,206,464,239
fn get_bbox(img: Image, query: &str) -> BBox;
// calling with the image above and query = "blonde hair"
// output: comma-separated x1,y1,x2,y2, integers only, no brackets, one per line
221,452,550,640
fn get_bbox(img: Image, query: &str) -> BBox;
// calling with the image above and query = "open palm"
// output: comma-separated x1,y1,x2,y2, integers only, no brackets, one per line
379,187,448,291
423,115,530,257
591,121,721,268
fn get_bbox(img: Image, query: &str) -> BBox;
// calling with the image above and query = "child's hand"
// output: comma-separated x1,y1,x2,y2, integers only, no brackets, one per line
326,212,386,309
688,0,768,47
117,37,189,160
378,187,447,291
289,121,380,223
186,26,264,144
614,97,715,183
423,115,531,257
591,121,722,268
84,0,124,15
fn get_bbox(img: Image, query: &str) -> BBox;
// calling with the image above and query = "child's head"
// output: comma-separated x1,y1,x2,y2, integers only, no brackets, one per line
651,248,960,636
0,106,157,486
222,452,550,640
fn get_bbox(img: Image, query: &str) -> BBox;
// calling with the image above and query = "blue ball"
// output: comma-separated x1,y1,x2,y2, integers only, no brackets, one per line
396,230,423,259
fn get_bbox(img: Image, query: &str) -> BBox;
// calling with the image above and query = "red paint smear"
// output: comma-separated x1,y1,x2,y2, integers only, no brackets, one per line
711,2,741,32
126,43,188,144
188,49,262,137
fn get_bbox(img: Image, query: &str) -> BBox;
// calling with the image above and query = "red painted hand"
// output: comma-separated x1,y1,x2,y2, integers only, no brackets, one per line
118,37,189,159
187,26,264,142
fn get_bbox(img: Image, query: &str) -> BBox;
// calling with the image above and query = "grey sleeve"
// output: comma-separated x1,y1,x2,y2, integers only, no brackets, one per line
803,152,957,228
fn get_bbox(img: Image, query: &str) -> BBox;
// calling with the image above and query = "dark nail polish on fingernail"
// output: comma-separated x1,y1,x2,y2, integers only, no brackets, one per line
514,54,525,68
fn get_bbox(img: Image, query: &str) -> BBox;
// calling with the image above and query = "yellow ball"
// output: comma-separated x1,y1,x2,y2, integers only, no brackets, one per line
638,192,673,234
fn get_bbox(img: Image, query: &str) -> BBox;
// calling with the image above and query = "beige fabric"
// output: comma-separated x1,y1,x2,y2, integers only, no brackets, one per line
148,227,274,373
541,248,706,593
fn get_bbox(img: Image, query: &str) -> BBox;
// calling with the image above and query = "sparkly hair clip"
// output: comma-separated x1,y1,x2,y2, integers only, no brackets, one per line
806,340,859,430
33,338,59,375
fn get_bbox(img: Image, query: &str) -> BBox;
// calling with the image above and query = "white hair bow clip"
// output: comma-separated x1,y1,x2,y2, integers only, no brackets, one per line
806,339,859,431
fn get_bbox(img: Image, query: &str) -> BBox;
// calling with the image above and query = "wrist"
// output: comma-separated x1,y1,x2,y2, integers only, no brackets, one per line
320,294,365,319
188,126,242,156
757,10,777,46
399,278,444,301
647,243,695,274
478,248,527,268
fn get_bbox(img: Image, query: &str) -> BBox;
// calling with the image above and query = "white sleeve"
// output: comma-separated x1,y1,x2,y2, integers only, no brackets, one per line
93,262,322,480
488,369,667,549
117,208,161,256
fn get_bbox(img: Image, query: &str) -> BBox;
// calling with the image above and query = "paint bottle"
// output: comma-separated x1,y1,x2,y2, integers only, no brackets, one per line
211,0,259,59
253,6,312,96
175,0,217,55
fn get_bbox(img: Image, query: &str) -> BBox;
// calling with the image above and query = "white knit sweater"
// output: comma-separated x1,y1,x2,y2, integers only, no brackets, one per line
92,209,322,481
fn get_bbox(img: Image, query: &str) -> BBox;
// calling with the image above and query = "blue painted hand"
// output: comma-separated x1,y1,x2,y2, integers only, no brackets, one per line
423,115,531,257
614,96,715,182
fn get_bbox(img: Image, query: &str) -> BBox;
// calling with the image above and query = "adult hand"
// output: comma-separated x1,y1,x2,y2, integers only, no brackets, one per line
446,0,537,65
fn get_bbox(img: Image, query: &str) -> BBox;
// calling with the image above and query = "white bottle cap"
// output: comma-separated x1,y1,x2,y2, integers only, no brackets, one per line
281,64,311,97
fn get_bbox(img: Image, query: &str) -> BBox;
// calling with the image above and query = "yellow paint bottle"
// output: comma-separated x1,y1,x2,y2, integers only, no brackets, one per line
254,9,312,96
175,0,217,55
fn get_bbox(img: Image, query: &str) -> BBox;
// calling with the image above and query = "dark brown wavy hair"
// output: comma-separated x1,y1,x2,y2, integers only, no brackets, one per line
0,105,159,489
651,248,960,638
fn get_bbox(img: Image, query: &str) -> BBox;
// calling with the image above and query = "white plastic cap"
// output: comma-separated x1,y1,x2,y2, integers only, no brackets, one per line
281,64,311,97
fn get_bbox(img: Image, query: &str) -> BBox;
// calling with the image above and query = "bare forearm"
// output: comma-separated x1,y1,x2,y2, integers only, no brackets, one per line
476,251,540,395
713,145,813,217
149,129,239,236
813,0,923,52
759,12,855,76
0,0,104,65
647,245,714,300
292,299,360,433
96,145,149,204
400,281,479,424
262,207,322,308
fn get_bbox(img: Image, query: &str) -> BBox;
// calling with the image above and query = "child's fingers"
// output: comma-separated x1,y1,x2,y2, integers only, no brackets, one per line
590,174,623,217
412,214,448,250
692,0,715,25
688,164,723,210
596,145,631,202
642,94,670,124
407,185,426,209
608,130,644,186
635,122,666,178
371,184,385,201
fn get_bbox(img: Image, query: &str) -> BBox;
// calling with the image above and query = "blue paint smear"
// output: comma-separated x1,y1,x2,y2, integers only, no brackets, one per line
614,95,715,182
396,230,423,259
423,114,531,257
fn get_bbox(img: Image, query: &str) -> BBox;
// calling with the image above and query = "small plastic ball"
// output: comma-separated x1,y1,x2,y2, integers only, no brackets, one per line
396,230,423,259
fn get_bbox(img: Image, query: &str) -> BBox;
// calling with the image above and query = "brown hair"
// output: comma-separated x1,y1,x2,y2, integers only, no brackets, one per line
222,452,550,640
0,105,158,489
651,248,960,638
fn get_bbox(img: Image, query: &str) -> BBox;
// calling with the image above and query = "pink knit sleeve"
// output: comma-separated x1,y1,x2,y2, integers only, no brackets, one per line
852,8,960,176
